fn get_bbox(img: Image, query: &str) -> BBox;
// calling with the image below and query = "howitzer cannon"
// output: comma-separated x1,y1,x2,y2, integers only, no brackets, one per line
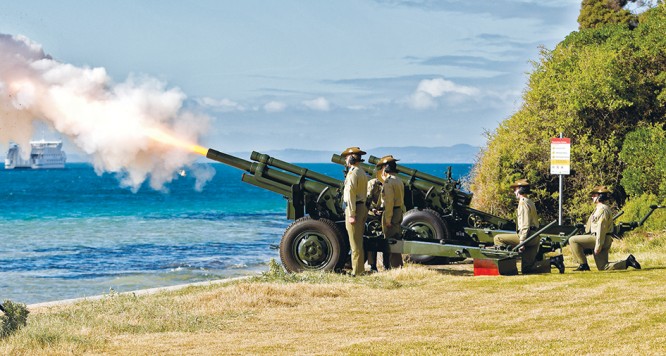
205,147,659,275
206,148,531,274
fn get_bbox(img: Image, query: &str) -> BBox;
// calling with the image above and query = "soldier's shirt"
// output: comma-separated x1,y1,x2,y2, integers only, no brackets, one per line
381,174,404,224
343,165,368,217
584,203,614,251
516,196,539,241
366,178,382,210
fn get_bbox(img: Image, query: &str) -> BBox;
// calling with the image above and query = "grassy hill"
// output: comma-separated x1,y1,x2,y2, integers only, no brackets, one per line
2,230,665,355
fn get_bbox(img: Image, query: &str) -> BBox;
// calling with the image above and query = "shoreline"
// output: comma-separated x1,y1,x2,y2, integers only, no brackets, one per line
27,275,253,311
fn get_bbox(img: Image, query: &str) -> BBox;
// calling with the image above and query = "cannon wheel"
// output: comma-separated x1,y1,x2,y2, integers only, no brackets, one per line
402,208,461,265
279,217,347,273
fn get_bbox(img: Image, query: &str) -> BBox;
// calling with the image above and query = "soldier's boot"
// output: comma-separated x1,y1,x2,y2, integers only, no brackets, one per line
626,254,641,270
573,263,590,271
550,255,565,274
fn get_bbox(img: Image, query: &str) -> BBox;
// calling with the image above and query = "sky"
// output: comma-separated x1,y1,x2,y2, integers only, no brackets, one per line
0,0,582,154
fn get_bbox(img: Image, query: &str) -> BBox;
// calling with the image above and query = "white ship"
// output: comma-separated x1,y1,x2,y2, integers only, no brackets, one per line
4,140,67,169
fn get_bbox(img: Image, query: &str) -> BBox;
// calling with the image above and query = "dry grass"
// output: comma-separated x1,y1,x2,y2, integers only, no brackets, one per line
3,231,666,355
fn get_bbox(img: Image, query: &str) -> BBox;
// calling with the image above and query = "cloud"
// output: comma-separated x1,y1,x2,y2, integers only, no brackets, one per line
408,78,479,110
264,100,287,113
196,97,245,112
302,97,330,111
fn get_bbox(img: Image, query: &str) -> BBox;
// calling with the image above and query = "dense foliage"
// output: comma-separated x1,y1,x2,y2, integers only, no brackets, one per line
470,3,666,224
578,0,639,29
0,300,29,339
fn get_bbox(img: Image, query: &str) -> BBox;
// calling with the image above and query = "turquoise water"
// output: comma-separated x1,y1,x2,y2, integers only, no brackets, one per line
0,162,471,304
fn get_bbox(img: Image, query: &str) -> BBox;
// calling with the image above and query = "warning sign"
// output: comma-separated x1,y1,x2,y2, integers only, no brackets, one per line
550,137,571,175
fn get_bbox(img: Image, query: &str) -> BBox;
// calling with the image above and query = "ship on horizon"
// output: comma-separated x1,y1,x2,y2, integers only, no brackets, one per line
4,140,67,170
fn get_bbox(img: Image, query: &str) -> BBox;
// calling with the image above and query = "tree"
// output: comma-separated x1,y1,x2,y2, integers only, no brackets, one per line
578,0,639,29
471,3,666,223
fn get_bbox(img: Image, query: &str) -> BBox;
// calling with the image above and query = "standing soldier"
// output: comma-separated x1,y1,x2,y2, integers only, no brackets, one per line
376,155,405,269
341,147,369,276
569,186,641,271
366,177,389,272
493,179,542,273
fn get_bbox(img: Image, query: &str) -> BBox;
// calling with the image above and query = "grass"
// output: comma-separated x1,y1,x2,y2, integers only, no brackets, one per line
2,231,666,355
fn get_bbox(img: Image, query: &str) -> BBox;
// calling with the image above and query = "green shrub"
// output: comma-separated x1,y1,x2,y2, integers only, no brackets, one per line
1,300,30,339
619,124,666,198
619,193,666,232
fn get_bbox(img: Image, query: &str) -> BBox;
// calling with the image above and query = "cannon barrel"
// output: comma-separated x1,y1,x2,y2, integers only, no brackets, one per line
367,154,473,204
251,151,341,187
332,153,475,207
333,152,513,231
368,155,449,187
206,148,253,172
206,148,338,205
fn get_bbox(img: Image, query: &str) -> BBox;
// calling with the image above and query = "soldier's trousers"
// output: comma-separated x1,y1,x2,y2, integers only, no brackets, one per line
346,204,368,276
382,208,403,268
569,234,627,270
494,233,539,273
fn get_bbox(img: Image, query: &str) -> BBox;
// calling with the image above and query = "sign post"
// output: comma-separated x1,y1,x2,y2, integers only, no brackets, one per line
550,135,571,225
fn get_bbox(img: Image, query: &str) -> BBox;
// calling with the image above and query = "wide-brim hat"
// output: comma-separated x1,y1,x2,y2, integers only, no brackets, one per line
589,185,611,195
509,179,530,189
341,147,366,157
375,155,399,168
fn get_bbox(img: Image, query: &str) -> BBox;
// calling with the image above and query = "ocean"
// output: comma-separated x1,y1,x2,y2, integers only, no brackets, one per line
0,162,472,304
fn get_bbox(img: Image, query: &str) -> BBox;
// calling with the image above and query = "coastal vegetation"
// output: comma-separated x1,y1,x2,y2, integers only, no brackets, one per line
470,2,666,227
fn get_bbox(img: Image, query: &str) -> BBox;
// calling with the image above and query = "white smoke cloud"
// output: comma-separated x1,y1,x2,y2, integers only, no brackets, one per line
0,33,213,191
302,97,330,111
264,100,287,113
408,78,479,110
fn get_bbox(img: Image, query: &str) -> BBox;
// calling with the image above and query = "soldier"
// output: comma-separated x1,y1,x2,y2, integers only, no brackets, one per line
376,155,405,268
493,179,542,274
366,177,390,272
569,186,641,271
341,147,369,276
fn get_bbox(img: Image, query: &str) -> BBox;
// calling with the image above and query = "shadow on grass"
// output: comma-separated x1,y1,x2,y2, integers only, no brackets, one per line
431,269,475,277
421,259,475,277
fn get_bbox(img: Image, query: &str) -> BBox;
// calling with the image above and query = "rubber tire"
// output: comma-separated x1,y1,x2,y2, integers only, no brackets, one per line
402,208,458,265
279,217,347,273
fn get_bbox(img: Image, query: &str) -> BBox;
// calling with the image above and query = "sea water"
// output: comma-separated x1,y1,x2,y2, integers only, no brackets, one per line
0,162,471,304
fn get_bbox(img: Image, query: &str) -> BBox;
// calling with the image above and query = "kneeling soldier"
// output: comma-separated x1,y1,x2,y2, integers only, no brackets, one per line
494,179,541,273
569,186,641,271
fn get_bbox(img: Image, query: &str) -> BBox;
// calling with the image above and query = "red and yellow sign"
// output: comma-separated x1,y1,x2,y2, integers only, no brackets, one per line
550,137,570,175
